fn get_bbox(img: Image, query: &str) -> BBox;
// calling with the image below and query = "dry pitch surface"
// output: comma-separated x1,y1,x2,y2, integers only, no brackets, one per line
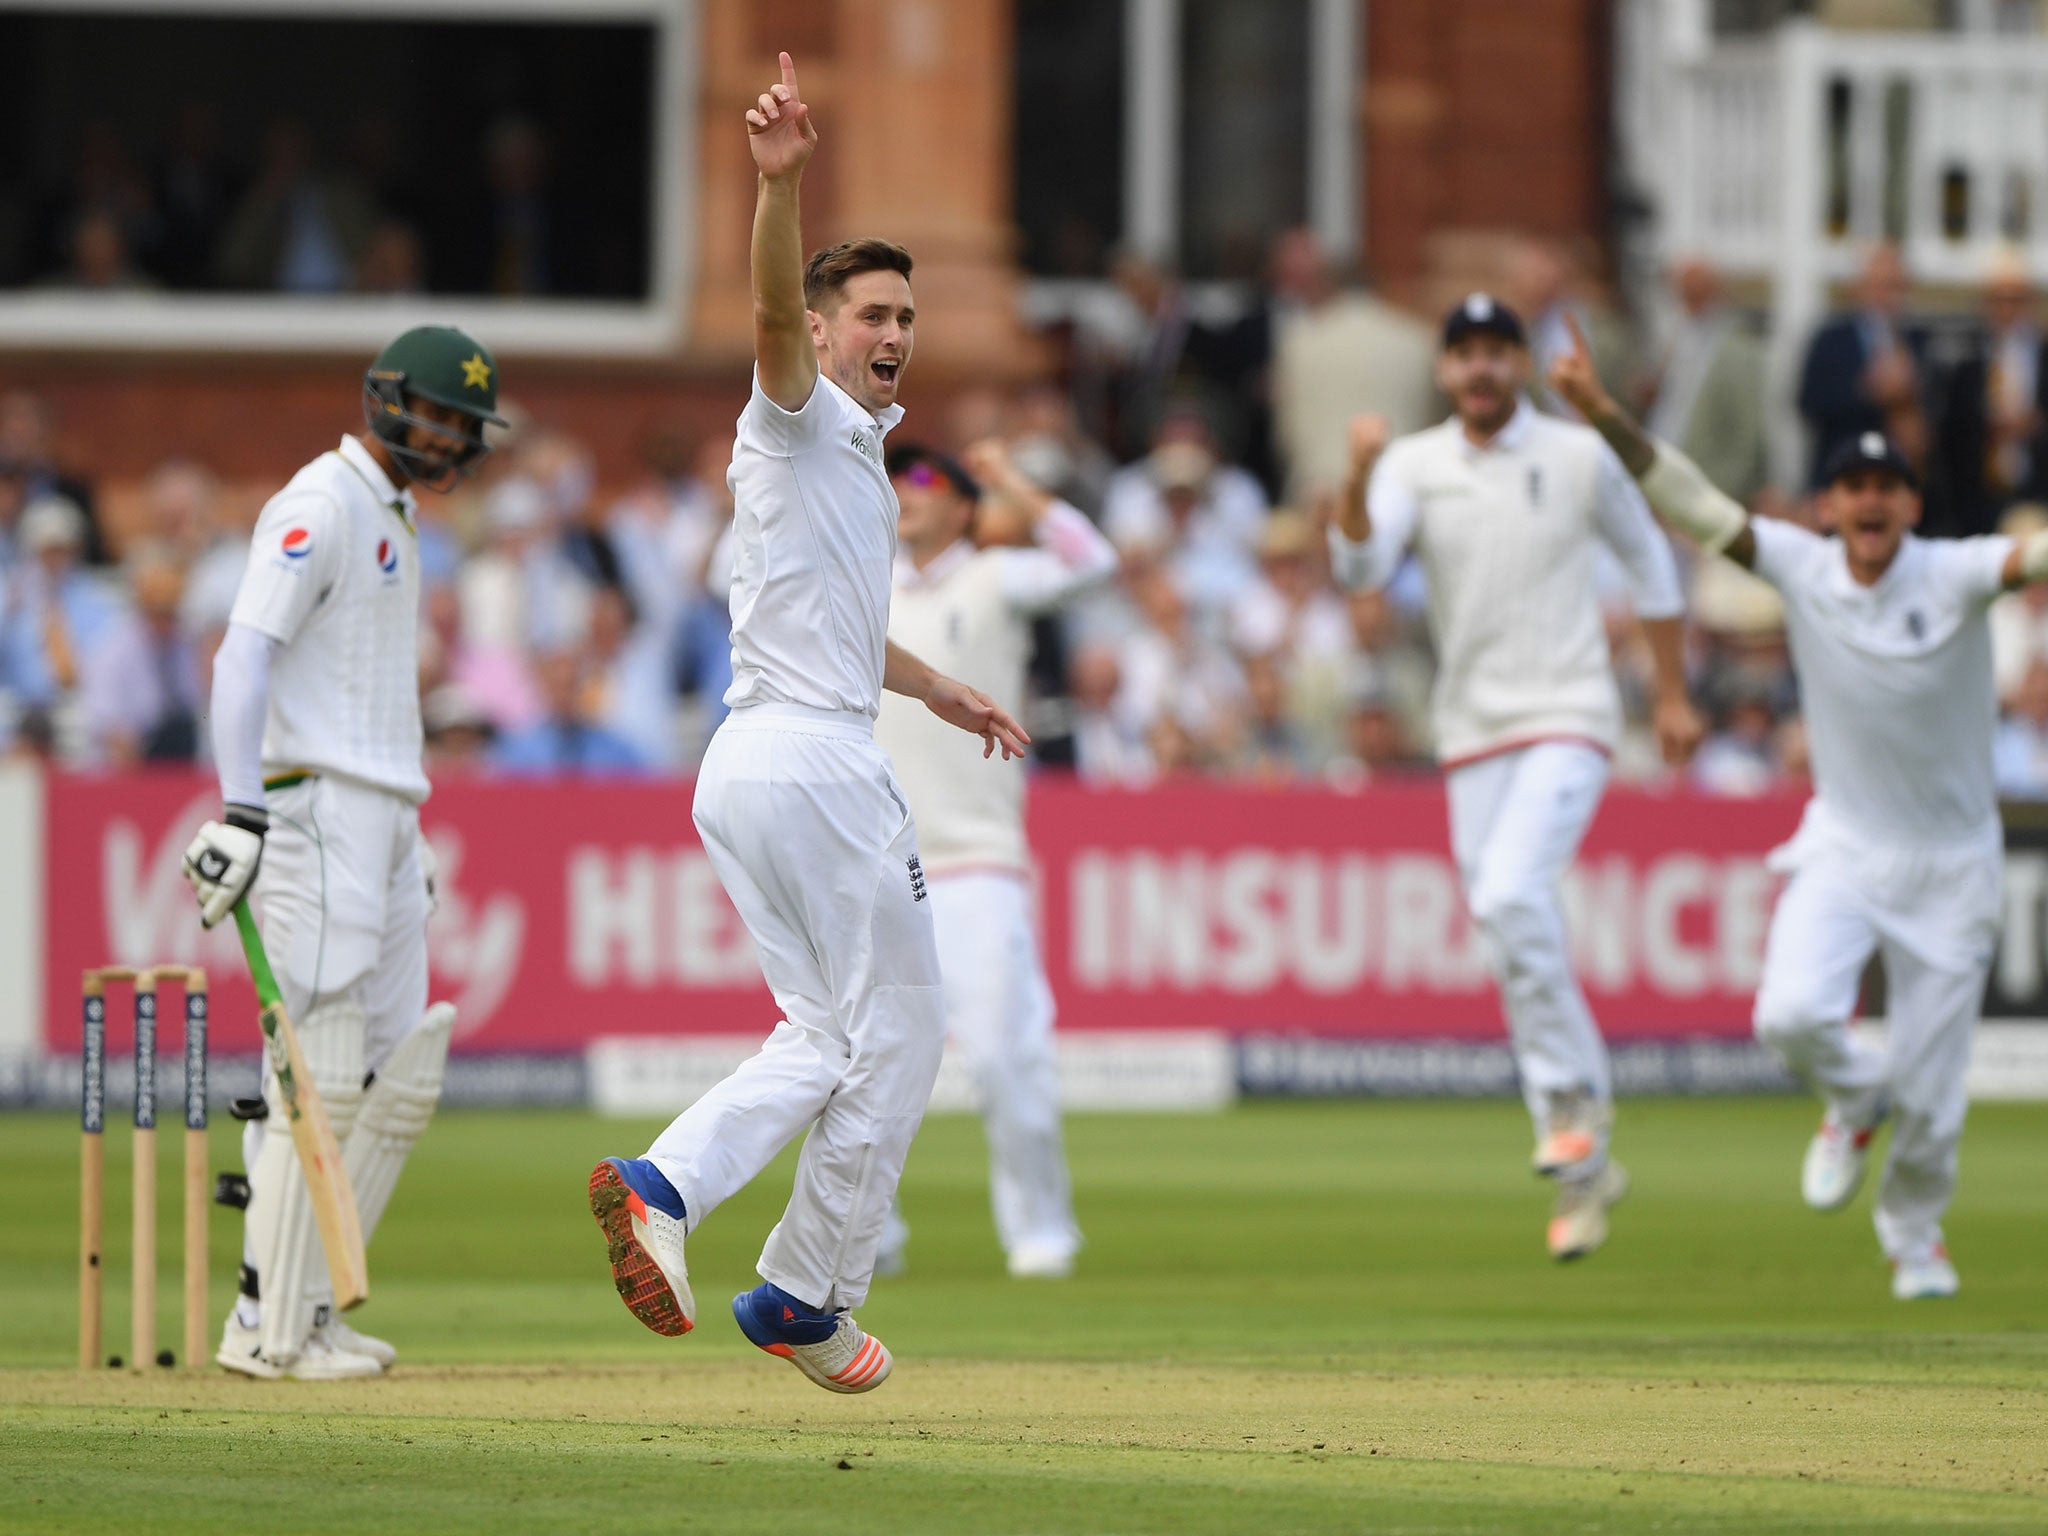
2,1101,2043,1534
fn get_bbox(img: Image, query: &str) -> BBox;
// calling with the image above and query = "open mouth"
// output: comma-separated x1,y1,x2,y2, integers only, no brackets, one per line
871,359,900,389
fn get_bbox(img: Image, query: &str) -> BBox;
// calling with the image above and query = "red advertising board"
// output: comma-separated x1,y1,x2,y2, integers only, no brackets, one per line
42,771,1806,1054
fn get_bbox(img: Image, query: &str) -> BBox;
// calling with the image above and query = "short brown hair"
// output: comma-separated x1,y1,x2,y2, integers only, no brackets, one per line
803,238,913,310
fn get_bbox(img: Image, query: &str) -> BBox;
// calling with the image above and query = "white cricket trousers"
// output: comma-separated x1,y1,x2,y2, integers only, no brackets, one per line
929,870,1080,1263
648,703,947,1312
1751,817,2001,1259
1446,741,1612,1154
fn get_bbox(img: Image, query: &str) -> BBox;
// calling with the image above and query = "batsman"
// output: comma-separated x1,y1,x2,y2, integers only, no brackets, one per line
182,326,501,1377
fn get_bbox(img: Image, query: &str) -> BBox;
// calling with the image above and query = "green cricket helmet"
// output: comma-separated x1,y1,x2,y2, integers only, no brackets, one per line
361,325,510,490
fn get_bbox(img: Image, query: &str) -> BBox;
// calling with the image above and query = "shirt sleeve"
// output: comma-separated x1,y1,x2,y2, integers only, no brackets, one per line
736,367,836,456
1589,445,1685,620
226,492,345,644
1936,534,2018,609
1746,515,1827,594
996,500,1119,613
1327,449,1419,591
210,621,279,809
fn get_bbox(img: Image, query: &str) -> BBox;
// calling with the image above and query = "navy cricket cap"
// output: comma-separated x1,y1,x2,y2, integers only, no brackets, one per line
1442,292,1527,350
886,442,981,501
1822,430,1917,490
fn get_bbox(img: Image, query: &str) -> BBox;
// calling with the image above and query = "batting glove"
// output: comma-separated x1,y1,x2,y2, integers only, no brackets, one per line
183,806,267,929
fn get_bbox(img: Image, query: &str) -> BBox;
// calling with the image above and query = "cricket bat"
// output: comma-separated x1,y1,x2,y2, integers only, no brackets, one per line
232,901,370,1310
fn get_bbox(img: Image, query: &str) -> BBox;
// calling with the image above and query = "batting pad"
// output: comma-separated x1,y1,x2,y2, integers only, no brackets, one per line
251,998,367,1364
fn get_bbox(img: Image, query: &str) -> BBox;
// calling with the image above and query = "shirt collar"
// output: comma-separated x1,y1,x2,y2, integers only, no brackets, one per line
896,538,974,589
820,373,907,434
1457,399,1535,456
337,435,417,522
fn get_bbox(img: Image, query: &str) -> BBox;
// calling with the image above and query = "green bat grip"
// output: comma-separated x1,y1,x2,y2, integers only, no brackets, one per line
232,901,283,1012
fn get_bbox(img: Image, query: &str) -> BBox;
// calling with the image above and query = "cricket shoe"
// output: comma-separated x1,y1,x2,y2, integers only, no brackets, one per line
215,1315,383,1380
1006,1241,1077,1279
1891,1245,1960,1301
732,1282,892,1394
320,1311,396,1368
1532,1088,1612,1178
588,1156,694,1336
1801,1104,1885,1211
1547,1160,1629,1261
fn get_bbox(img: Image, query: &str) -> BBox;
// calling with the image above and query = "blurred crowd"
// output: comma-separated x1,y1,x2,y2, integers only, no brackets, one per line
12,226,2048,798
1,107,592,298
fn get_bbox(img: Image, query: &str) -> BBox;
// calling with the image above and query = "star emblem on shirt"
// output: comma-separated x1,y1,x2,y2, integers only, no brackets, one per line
460,353,492,390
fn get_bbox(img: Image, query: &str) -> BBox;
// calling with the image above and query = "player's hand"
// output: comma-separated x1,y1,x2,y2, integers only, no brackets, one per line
1346,414,1391,477
1547,313,1613,419
183,807,267,929
924,675,1032,760
746,51,817,179
1652,691,1706,768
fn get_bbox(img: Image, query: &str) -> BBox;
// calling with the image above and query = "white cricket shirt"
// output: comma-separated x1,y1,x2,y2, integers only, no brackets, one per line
226,436,428,803
1329,403,1684,765
876,503,1116,875
1752,520,2012,845
724,370,905,718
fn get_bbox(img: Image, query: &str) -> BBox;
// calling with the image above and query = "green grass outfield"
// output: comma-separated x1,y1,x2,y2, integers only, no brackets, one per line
1,1098,2044,1534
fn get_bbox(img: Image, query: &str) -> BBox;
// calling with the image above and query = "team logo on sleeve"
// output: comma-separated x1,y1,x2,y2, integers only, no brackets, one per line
281,527,313,560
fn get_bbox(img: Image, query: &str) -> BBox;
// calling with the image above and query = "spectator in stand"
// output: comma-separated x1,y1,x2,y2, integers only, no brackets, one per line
1994,657,2048,798
353,219,427,295
78,553,199,765
215,116,377,292
1270,228,1437,499
1324,673,1421,789
36,117,158,284
54,210,153,292
422,684,498,775
1228,510,1355,769
1115,565,1248,773
1931,250,2048,539
1797,241,1927,488
0,391,107,565
1341,586,1436,763
155,98,236,290
1097,250,1203,459
1643,258,1768,508
1102,407,1266,626
1989,503,2048,702
581,583,678,771
460,473,593,656
459,117,558,296
1066,643,1154,786
1503,237,1633,421
492,647,649,777
418,581,540,734
1006,381,1118,518
1690,684,1783,797
0,496,122,731
141,459,248,640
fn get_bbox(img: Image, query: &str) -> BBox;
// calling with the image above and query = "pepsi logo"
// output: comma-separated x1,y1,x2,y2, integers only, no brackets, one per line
377,539,398,574
281,527,312,559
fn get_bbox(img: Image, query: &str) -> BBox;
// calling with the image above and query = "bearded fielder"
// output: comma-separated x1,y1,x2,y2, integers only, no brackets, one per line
587,52,1029,1394
182,326,501,1375
1553,319,2019,1299
874,439,1117,1280
1332,295,1704,1261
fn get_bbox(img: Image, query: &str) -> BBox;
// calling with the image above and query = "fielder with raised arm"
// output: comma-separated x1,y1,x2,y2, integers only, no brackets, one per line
1331,294,1704,1262
1552,318,2018,1300
587,52,1030,1395
874,438,1118,1280
182,325,498,1375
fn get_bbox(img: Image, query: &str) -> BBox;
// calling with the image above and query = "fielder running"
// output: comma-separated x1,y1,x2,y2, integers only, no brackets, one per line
182,325,500,1375
588,52,1029,1394
1553,320,2019,1299
1331,294,1704,1261
874,438,1118,1280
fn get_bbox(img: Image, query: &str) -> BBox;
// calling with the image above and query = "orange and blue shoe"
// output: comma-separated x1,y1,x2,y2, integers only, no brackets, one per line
588,1157,694,1336
732,1282,892,1394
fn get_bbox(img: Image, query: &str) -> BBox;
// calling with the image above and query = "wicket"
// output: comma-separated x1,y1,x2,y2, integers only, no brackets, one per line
80,965,209,1372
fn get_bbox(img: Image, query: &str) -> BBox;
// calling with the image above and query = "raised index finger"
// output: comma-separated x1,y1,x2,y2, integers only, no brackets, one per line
1562,310,1592,360
780,51,799,98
